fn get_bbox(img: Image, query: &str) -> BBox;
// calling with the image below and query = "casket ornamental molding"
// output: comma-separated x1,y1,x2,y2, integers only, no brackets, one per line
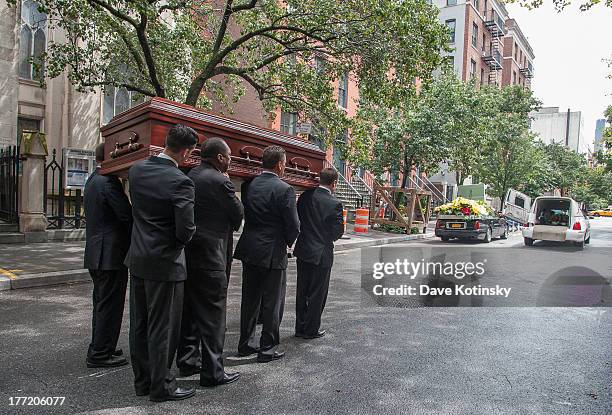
100,97,326,188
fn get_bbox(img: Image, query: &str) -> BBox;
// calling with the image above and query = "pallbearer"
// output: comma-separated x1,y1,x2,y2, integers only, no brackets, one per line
234,146,300,362
126,124,198,402
84,143,132,368
293,167,344,339
177,137,244,386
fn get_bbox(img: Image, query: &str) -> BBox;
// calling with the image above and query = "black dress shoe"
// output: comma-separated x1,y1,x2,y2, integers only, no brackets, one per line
257,350,285,363
86,356,128,368
294,332,305,338
237,347,260,357
200,372,240,387
150,387,196,402
178,366,201,377
302,330,326,339
135,389,149,396
112,349,123,357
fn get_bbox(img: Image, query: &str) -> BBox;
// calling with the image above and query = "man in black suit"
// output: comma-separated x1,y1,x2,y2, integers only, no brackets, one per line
293,168,344,339
126,124,198,402
177,137,243,387
234,145,300,363
84,143,132,368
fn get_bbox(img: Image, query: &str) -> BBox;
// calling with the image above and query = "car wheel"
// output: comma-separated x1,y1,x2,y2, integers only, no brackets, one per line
593,213,600,217
441,236,450,242
500,226,508,239
524,237,534,246
484,228,492,243
585,234,591,244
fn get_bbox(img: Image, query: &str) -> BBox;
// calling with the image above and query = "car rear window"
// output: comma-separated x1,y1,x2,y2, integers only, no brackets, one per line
535,199,570,227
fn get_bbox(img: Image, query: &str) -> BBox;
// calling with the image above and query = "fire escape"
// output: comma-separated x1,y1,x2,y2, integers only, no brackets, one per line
483,9,505,86
520,61,534,88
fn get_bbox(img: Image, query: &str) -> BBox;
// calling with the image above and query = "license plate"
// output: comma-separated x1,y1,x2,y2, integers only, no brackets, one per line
450,223,464,229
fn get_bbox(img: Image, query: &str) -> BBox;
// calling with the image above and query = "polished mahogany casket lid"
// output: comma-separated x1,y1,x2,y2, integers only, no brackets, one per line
100,97,325,188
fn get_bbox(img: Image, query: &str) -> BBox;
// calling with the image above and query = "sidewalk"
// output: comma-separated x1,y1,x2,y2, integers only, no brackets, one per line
0,226,435,291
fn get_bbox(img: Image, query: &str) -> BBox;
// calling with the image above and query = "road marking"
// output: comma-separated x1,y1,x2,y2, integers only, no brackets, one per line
0,267,18,280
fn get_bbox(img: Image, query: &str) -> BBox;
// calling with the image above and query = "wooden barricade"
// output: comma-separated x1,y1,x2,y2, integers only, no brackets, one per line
369,184,432,234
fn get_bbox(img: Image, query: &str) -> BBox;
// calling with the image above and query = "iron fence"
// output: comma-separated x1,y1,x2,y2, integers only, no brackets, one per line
0,146,20,224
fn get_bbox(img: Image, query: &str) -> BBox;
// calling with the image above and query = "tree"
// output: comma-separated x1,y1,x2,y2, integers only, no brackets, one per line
12,0,448,141
347,70,462,189
476,86,541,200
595,105,612,172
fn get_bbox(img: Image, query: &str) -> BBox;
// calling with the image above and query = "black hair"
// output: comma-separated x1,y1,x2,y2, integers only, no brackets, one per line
262,145,286,169
319,167,338,185
201,137,229,159
165,124,198,152
95,143,105,162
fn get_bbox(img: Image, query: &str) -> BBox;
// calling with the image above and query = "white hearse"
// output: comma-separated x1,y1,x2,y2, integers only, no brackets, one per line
522,196,591,248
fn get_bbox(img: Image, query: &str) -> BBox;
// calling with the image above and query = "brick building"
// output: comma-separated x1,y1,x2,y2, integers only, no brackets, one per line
435,0,534,89
501,18,534,88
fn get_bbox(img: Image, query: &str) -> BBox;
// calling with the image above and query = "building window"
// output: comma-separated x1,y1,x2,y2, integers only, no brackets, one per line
446,19,456,43
470,59,477,79
514,43,518,60
482,34,486,52
480,68,485,86
447,0,457,5
280,111,298,135
512,71,517,85
471,23,478,48
484,0,488,15
103,86,144,125
19,0,47,80
338,73,348,108
473,0,479,11
315,56,326,74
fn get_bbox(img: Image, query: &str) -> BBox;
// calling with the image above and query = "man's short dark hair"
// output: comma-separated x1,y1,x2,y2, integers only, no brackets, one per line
319,167,338,185
201,137,229,159
95,143,105,163
165,124,198,152
262,145,286,169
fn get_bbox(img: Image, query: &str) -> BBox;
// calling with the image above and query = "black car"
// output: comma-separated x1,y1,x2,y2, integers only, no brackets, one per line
434,215,508,243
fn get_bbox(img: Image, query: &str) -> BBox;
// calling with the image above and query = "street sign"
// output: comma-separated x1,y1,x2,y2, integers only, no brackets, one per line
296,122,312,135
62,147,96,190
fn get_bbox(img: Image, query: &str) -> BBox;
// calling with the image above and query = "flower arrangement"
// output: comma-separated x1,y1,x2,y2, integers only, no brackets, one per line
434,197,494,217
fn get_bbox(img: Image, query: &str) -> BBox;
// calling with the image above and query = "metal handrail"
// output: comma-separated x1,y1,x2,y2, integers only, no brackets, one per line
415,175,447,202
324,160,364,207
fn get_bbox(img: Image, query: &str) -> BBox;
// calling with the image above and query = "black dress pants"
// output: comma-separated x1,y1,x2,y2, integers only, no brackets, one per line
238,263,286,356
87,268,128,362
177,268,229,383
295,259,332,336
129,276,183,399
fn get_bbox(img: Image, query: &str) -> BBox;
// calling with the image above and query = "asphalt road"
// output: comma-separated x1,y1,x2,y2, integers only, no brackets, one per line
0,219,610,414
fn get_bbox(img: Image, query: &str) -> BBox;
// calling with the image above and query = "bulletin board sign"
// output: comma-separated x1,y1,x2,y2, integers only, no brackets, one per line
62,148,96,190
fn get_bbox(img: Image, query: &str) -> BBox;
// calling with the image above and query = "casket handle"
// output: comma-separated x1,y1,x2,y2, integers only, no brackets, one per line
239,145,264,163
110,131,142,158
290,156,311,172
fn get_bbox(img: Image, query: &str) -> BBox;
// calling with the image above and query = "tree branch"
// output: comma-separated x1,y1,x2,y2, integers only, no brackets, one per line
87,0,139,28
231,0,258,13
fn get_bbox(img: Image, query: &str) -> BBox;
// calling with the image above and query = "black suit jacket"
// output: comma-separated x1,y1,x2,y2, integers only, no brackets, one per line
125,156,196,281
186,162,243,271
83,168,132,270
293,187,344,267
234,172,300,270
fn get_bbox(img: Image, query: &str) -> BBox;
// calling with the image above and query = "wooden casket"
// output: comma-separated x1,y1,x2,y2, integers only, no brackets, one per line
100,97,325,188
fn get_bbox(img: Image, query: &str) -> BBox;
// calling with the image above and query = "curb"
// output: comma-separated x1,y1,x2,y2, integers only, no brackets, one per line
334,232,435,252
2,233,435,291
8,269,90,290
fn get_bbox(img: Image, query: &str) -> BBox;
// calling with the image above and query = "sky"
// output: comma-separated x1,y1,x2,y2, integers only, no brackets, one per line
505,2,612,149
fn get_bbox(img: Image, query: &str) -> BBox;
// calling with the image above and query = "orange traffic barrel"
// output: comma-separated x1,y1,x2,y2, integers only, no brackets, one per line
342,209,348,232
354,208,369,234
